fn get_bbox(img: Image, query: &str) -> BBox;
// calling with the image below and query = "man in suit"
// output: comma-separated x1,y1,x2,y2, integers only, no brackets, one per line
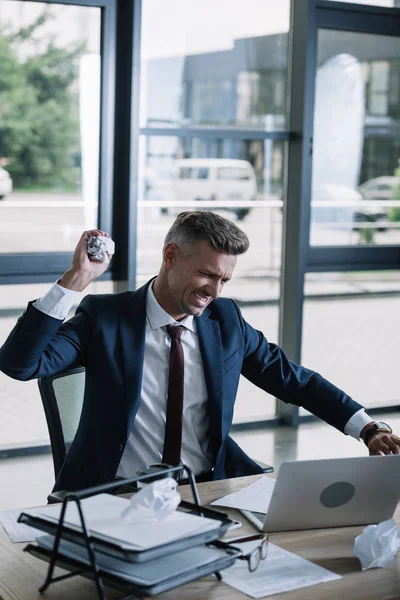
1,211,399,492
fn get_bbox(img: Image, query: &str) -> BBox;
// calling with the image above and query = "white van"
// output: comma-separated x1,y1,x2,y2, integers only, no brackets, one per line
152,158,257,220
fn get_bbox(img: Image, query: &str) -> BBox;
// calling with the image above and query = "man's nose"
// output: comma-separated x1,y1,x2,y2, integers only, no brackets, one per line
205,280,223,299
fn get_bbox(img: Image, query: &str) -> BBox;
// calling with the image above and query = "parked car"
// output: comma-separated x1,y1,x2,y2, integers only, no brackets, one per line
311,183,361,228
151,158,257,220
358,176,400,202
356,176,400,230
0,166,12,200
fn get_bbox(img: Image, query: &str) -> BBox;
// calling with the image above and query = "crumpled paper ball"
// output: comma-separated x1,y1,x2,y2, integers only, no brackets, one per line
121,477,181,523
87,235,115,262
354,518,400,570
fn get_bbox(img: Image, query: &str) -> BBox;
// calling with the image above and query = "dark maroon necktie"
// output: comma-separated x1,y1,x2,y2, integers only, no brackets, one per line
162,325,184,466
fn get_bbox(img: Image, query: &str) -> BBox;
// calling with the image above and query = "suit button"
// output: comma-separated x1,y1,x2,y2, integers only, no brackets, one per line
119,444,124,452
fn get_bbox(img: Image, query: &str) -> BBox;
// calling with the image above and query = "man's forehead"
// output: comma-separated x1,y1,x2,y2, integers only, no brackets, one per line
192,251,237,276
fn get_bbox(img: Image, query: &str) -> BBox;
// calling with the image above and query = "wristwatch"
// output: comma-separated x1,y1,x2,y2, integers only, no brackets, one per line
361,421,392,447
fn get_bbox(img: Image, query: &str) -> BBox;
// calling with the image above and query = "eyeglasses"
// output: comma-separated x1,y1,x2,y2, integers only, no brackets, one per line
221,534,269,572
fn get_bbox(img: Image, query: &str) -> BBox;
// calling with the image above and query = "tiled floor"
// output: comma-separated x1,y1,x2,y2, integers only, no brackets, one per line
1,411,400,510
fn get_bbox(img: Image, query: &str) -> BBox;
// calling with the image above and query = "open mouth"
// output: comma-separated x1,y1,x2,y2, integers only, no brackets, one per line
193,291,210,307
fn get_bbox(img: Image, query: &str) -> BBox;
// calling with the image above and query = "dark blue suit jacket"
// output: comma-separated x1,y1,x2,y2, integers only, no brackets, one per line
0,280,363,491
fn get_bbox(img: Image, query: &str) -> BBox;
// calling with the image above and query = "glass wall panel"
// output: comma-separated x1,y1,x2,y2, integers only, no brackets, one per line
137,135,285,421
137,135,284,284
300,271,400,416
0,280,113,450
233,303,279,422
0,1,101,253
310,28,400,246
140,0,289,130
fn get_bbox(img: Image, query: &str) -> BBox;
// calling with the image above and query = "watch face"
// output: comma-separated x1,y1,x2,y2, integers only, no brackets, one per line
376,422,392,433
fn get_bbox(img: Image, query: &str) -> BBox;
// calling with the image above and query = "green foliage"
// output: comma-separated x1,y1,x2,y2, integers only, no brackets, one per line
388,160,400,222
0,11,84,190
393,160,400,201
388,207,400,222
358,227,375,244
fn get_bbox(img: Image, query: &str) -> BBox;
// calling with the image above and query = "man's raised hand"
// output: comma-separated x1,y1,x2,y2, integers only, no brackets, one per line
58,230,113,292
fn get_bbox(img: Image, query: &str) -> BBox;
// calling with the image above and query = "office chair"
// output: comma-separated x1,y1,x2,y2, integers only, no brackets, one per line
38,366,86,501
38,366,273,503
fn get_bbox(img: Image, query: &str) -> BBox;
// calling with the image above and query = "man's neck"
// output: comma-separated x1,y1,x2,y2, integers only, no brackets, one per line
152,276,187,322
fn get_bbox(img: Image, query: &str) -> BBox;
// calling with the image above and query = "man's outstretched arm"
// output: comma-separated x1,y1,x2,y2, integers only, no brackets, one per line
0,229,113,380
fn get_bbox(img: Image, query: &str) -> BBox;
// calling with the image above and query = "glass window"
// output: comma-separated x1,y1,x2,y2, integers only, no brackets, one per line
140,0,290,130
137,135,286,422
237,70,286,126
139,2,290,424
368,61,390,116
0,1,101,254
234,302,279,423
0,280,113,448
177,166,209,179
301,271,400,414
310,29,400,247
179,167,193,179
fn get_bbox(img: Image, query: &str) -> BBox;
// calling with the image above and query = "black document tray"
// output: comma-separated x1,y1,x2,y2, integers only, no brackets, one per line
24,541,240,597
19,465,237,599
19,500,233,563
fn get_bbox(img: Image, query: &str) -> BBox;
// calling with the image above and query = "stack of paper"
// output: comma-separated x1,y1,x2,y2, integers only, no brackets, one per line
25,493,222,550
36,534,226,586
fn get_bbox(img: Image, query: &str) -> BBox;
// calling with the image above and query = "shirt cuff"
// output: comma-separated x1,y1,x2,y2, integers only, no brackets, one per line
344,409,374,440
33,282,82,320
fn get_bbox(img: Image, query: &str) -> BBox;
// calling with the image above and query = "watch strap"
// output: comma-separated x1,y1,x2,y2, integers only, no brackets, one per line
362,423,391,447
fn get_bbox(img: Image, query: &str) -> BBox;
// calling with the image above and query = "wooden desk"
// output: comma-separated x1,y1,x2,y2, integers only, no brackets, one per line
1,475,400,600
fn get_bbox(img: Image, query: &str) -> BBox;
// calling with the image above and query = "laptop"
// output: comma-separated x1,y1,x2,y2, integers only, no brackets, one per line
240,455,400,532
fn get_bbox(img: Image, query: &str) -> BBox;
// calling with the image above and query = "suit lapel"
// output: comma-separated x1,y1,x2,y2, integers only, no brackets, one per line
118,284,225,454
196,309,224,456
118,281,150,435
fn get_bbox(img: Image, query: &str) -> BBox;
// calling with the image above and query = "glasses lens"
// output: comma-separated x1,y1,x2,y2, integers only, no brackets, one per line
260,537,268,560
248,548,260,572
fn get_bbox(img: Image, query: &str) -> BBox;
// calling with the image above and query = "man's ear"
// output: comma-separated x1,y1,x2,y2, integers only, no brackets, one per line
163,242,178,268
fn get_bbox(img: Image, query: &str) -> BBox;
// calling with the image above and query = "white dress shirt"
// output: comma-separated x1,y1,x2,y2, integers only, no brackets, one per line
34,283,373,475
116,283,214,477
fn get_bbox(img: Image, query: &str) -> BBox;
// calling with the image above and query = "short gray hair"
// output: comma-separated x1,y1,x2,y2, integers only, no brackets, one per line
164,211,250,256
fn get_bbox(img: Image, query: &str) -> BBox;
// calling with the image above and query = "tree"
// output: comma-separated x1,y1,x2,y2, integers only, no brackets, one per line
0,11,84,190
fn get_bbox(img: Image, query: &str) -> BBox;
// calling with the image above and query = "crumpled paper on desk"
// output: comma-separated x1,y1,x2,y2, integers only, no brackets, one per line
121,477,181,523
354,518,400,570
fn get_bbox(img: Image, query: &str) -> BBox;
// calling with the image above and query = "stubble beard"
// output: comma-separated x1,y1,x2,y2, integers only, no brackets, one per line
179,298,202,317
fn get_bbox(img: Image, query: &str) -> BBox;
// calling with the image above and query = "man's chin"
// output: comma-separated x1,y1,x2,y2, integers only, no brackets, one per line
181,302,208,317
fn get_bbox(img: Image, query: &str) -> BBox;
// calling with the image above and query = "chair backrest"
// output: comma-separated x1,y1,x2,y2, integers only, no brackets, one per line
38,367,86,479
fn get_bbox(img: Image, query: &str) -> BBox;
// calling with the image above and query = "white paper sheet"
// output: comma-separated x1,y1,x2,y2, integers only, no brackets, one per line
37,534,225,585
211,476,275,513
0,509,37,543
222,541,342,598
25,494,222,550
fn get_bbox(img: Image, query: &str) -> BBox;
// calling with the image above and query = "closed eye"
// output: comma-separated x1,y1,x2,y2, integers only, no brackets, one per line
199,270,230,284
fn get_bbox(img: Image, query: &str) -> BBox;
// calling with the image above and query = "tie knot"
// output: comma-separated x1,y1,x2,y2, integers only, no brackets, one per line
166,325,183,340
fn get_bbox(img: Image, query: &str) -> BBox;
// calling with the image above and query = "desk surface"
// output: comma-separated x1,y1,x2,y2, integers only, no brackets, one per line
1,475,400,600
